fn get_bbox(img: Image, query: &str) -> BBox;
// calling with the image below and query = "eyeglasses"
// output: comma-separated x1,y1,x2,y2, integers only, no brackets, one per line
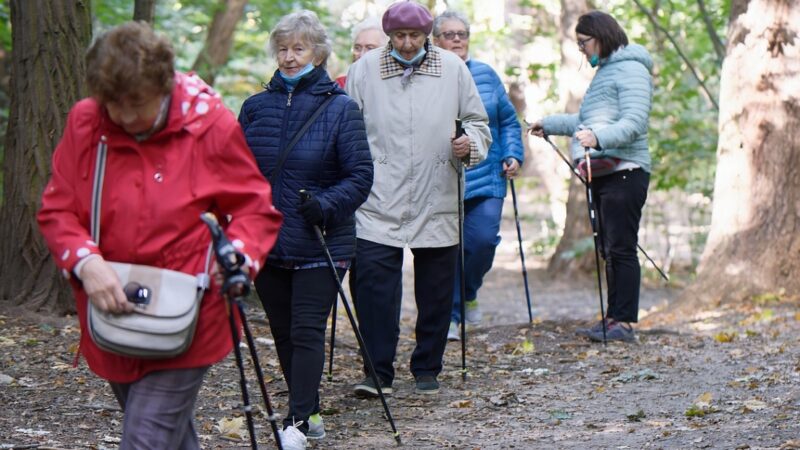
577,36,594,49
438,31,469,41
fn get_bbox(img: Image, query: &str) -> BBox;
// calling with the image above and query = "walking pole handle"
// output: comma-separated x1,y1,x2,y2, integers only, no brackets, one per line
584,148,593,184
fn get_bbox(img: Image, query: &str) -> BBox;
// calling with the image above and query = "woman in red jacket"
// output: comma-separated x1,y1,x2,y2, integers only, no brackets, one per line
37,22,282,449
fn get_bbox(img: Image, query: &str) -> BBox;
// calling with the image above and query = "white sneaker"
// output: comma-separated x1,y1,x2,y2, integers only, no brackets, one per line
307,413,325,440
447,321,460,341
465,299,482,325
278,425,307,450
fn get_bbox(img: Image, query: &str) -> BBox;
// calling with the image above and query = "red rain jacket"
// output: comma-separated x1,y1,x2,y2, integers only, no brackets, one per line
38,72,282,383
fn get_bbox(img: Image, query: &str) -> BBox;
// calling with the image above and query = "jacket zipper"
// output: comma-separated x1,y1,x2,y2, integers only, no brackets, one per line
286,92,293,107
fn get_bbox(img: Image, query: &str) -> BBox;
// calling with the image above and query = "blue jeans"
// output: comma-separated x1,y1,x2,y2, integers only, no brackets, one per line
451,197,504,323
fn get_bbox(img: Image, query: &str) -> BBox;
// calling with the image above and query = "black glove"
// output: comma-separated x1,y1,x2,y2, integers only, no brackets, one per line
298,197,324,226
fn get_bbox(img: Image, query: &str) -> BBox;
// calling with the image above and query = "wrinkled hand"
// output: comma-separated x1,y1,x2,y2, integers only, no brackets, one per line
299,197,324,226
575,129,598,148
527,120,544,138
451,134,471,160
503,158,521,179
80,257,134,314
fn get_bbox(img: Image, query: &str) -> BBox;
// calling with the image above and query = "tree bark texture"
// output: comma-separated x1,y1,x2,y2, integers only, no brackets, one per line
684,0,800,306
547,0,595,278
133,0,157,24
191,0,247,85
0,0,91,313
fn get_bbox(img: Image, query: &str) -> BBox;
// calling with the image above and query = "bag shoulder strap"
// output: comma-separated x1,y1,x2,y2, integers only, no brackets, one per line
90,136,213,279
269,93,339,184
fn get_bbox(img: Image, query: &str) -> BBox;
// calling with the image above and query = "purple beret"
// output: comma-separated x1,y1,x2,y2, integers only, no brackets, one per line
382,1,433,35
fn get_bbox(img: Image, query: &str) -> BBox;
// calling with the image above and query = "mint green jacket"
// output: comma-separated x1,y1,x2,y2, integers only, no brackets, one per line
542,44,653,173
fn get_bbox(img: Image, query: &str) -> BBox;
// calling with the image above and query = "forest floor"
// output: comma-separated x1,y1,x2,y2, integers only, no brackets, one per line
2,194,799,449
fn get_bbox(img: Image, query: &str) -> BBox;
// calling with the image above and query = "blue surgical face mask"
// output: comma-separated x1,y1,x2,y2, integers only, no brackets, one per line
589,54,600,67
279,63,315,84
390,47,426,66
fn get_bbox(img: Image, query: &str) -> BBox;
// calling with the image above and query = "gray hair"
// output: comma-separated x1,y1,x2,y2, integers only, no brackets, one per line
269,10,332,65
351,17,384,41
432,10,471,37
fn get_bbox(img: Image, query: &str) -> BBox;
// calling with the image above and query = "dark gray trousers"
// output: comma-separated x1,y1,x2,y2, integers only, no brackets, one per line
110,366,208,450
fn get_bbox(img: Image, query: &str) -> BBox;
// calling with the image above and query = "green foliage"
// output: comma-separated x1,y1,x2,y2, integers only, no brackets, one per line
606,0,729,196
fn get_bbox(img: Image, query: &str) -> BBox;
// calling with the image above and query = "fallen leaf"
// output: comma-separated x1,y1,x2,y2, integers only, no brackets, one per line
742,399,767,412
714,332,736,343
215,417,245,441
449,399,473,408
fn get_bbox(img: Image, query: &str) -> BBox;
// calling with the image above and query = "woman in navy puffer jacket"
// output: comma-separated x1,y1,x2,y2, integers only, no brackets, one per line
238,10,372,448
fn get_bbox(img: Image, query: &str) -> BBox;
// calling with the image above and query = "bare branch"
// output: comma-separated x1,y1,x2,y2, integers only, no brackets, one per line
696,0,726,62
632,0,719,111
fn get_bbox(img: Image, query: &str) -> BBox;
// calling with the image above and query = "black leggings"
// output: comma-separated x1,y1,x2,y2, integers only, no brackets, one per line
593,168,649,323
255,264,342,431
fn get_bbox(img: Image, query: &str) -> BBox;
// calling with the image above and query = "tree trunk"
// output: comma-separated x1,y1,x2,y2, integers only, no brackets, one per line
0,1,91,313
191,0,247,85
547,0,595,277
133,0,157,23
679,0,800,309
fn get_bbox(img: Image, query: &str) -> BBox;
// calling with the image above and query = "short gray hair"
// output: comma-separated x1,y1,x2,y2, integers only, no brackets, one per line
269,10,332,65
432,10,471,37
351,17,384,42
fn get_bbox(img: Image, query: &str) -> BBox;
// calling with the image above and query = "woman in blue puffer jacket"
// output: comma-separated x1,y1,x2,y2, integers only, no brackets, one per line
238,10,372,449
433,11,525,339
530,10,653,343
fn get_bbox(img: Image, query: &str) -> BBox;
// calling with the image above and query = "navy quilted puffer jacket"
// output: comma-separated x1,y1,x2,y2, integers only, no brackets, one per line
238,67,373,265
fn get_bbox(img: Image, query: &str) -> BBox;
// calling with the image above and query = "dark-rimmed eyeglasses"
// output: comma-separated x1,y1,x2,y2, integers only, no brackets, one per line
577,36,594,49
438,31,469,41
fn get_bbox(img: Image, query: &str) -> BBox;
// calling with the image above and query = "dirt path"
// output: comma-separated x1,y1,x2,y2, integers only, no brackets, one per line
2,199,799,449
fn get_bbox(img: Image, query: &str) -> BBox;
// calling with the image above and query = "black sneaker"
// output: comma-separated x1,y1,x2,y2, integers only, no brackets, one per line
414,375,440,395
587,320,635,342
353,376,392,398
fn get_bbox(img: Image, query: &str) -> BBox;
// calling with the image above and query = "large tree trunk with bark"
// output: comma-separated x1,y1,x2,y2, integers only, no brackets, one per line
547,0,595,277
191,0,247,85
0,1,91,313
679,0,800,309
133,0,158,24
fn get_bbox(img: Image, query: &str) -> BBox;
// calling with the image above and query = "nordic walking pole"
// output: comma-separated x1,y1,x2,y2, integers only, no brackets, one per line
455,120,468,382
200,213,282,450
299,191,402,445
326,285,337,381
540,135,669,282
504,158,533,323
582,151,608,344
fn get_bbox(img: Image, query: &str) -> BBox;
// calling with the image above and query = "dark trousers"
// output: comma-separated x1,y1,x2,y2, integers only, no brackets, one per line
255,265,341,431
593,168,649,323
353,238,457,384
452,196,504,322
110,367,208,450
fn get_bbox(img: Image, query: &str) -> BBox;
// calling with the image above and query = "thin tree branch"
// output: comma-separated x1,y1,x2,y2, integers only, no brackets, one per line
632,0,719,111
696,0,726,62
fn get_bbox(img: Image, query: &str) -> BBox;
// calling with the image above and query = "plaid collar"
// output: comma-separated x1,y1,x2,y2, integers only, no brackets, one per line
379,39,442,80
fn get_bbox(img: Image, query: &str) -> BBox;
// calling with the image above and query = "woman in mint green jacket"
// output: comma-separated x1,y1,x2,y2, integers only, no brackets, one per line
530,11,653,342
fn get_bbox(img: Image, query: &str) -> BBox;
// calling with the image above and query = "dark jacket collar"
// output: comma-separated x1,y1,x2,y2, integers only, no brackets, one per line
264,66,344,96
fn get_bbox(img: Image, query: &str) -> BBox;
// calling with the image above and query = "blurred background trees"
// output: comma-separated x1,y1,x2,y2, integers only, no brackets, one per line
4,0,794,314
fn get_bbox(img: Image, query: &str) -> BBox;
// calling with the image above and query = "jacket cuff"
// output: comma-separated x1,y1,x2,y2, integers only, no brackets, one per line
467,139,480,167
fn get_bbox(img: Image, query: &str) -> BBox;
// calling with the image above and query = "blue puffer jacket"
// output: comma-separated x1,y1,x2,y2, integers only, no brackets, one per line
238,67,373,265
464,59,524,200
541,44,653,172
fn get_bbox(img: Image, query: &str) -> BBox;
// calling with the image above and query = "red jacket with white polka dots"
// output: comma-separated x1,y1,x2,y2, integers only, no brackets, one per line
37,72,283,383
